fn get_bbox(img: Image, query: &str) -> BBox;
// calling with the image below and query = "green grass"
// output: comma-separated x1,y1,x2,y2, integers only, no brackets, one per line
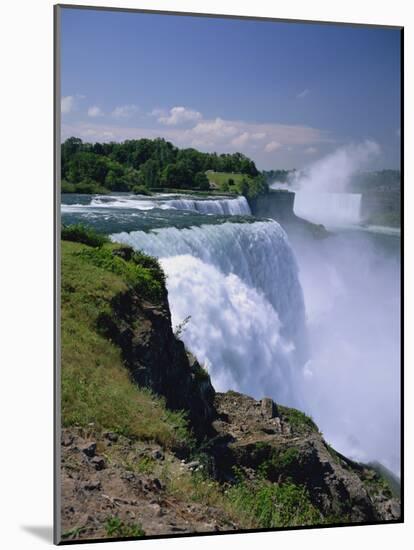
61,239,190,448
206,171,253,190
76,245,165,303
226,471,321,528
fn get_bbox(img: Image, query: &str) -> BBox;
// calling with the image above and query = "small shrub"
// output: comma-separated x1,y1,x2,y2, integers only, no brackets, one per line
227,472,321,528
61,224,109,247
258,447,301,480
77,246,165,302
174,315,191,338
74,179,109,194
61,180,76,193
104,517,145,538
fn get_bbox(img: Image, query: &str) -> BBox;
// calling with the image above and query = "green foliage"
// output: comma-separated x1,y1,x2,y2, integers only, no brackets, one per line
61,179,76,193
77,245,165,303
104,517,145,538
132,184,152,196
61,223,109,247
194,171,210,190
258,447,301,480
61,240,191,448
278,405,318,434
226,471,321,528
206,171,268,198
139,158,160,188
262,169,295,184
61,137,259,193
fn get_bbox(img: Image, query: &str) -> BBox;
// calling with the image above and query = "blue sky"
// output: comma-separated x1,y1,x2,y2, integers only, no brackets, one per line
60,7,401,170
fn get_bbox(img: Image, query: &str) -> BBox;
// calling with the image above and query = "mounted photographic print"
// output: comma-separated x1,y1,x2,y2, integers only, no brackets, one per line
54,4,403,544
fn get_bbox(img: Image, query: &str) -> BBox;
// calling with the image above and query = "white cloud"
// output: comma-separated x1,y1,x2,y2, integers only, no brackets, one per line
62,112,331,168
150,108,164,117
252,132,266,140
265,141,282,153
87,105,104,117
305,146,318,155
158,106,202,126
231,132,250,147
297,88,310,99
61,96,75,114
111,104,139,118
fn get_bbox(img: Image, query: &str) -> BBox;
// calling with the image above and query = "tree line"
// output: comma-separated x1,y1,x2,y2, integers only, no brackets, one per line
61,137,261,195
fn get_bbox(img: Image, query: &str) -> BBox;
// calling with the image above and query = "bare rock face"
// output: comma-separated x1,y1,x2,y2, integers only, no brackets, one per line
97,288,216,439
210,391,400,523
261,397,278,419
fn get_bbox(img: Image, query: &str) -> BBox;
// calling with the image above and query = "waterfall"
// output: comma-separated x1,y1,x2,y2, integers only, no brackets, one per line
111,220,307,407
294,191,362,226
61,194,251,216
162,196,251,215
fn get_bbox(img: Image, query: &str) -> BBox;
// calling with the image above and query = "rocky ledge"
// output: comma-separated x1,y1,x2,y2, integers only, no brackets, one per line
210,391,400,523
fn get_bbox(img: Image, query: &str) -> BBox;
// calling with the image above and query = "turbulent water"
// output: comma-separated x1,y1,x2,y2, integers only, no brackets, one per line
293,191,362,226
112,221,308,407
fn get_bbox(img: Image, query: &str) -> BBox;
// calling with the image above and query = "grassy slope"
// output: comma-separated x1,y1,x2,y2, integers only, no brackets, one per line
61,240,189,448
206,171,252,188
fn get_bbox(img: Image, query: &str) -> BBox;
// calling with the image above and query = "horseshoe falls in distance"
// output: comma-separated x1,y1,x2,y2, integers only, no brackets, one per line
111,220,308,409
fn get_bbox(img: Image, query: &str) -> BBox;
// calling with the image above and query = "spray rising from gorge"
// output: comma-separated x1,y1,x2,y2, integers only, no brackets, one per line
273,140,381,227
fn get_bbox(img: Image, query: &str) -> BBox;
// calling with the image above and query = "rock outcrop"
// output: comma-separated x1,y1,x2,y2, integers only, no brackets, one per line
96,252,216,439
209,391,400,523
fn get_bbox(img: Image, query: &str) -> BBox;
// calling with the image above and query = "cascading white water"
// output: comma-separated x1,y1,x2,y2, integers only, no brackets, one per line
294,191,362,226
111,221,307,407
62,194,251,216
163,196,251,215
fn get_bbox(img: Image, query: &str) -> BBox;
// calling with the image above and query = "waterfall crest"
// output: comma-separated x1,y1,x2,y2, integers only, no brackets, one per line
62,194,251,216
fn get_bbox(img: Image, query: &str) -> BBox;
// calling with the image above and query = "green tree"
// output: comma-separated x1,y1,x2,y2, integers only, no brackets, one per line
140,159,160,188
194,172,210,190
